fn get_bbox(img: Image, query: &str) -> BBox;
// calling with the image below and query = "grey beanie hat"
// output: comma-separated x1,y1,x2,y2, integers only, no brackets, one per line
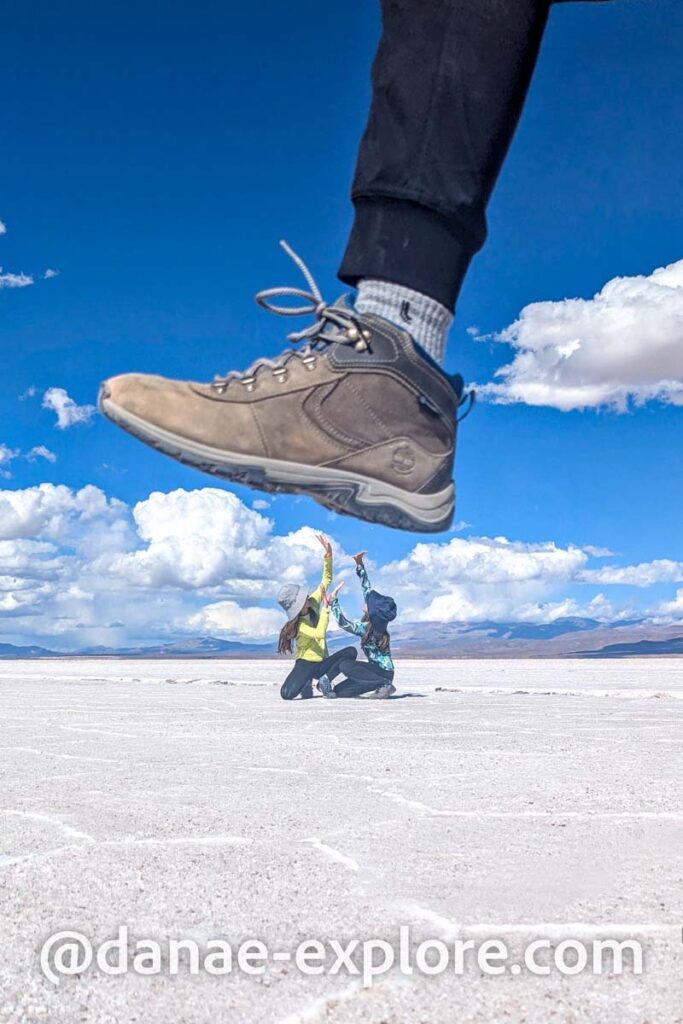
277,582,309,621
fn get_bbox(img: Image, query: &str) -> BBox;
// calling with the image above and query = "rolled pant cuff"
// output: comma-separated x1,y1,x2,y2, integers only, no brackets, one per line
338,196,478,312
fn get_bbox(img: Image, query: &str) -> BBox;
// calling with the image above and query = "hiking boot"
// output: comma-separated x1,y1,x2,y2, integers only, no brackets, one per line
315,674,336,698
99,243,474,533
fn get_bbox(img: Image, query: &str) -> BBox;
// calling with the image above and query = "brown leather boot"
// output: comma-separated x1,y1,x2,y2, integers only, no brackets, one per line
99,244,473,533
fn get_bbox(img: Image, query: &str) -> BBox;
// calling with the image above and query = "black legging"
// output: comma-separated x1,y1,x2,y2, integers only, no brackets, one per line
333,658,394,699
280,646,358,701
339,0,553,310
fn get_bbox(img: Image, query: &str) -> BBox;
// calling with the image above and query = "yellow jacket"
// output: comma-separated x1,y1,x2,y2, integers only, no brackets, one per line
295,553,333,662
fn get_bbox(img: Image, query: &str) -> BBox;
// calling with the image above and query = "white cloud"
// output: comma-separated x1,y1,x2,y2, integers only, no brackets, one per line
1,221,55,291
103,488,275,590
42,387,97,429
26,445,57,464
0,483,127,544
189,601,283,640
0,444,19,467
18,386,37,401
652,588,683,623
578,559,683,587
0,484,132,635
0,444,20,478
0,270,33,289
0,483,681,648
0,442,58,476
102,491,334,600
377,536,589,624
384,535,586,587
451,520,471,533
478,259,683,411
252,498,271,510
0,485,335,648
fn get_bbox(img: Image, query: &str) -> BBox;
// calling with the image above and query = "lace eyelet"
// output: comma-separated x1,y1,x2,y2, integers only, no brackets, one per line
241,376,256,393
273,367,289,383
302,356,317,371
212,382,227,394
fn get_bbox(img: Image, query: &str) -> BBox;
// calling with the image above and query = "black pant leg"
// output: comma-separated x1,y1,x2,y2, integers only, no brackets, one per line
339,0,552,310
334,659,394,699
280,660,316,700
281,648,358,700
317,646,359,681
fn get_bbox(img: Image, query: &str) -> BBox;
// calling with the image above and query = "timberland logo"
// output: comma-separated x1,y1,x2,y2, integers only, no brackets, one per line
392,444,416,474
399,300,413,324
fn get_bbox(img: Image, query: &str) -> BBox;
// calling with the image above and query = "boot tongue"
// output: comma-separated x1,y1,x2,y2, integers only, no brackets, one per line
310,294,356,351
322,294,354,328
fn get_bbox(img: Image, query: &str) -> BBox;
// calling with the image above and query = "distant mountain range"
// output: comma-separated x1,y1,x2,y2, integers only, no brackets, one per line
387,618,683,658
1,617,682,659
0,637,270,660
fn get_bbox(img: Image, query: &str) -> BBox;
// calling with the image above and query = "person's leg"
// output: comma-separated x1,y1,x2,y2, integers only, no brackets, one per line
339,0,552,363
100,1,552,533
333,660,394,699
280,660,316,701
314,646,359,682
314,647,359,695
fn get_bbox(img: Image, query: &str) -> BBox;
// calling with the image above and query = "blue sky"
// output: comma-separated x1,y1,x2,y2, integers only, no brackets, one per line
1,0,682,647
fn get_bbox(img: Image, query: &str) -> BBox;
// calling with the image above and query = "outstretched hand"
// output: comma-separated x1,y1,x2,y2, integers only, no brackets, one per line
315,533,333,558
352,550,367,567
322,581,344,607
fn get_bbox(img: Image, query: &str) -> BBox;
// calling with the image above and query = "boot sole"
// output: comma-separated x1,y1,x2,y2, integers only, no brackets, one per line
99,391,455,533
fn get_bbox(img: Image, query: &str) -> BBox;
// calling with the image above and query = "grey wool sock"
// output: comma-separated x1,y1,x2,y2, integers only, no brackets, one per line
355,279,453,366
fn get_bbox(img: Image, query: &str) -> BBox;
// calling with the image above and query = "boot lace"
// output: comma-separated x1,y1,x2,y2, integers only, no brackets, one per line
211,241,370,393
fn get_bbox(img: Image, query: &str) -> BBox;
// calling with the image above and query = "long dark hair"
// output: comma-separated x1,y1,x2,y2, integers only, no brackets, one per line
278,601,318,655
361,613,390,653
278,612,303,655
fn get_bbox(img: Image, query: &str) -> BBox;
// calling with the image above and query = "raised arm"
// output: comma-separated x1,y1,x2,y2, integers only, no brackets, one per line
310,534,333,603
330,597,365,637
352,551,372,599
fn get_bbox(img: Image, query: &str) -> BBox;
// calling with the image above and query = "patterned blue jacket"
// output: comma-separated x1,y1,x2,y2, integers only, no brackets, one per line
331,564,395,673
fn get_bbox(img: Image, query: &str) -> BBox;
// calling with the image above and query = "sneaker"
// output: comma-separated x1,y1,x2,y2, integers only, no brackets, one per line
99,243,474,533
315,674,336,698
370,683,397,699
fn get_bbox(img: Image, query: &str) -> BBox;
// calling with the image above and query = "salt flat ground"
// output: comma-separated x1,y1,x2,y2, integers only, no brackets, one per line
1,658,682,1024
